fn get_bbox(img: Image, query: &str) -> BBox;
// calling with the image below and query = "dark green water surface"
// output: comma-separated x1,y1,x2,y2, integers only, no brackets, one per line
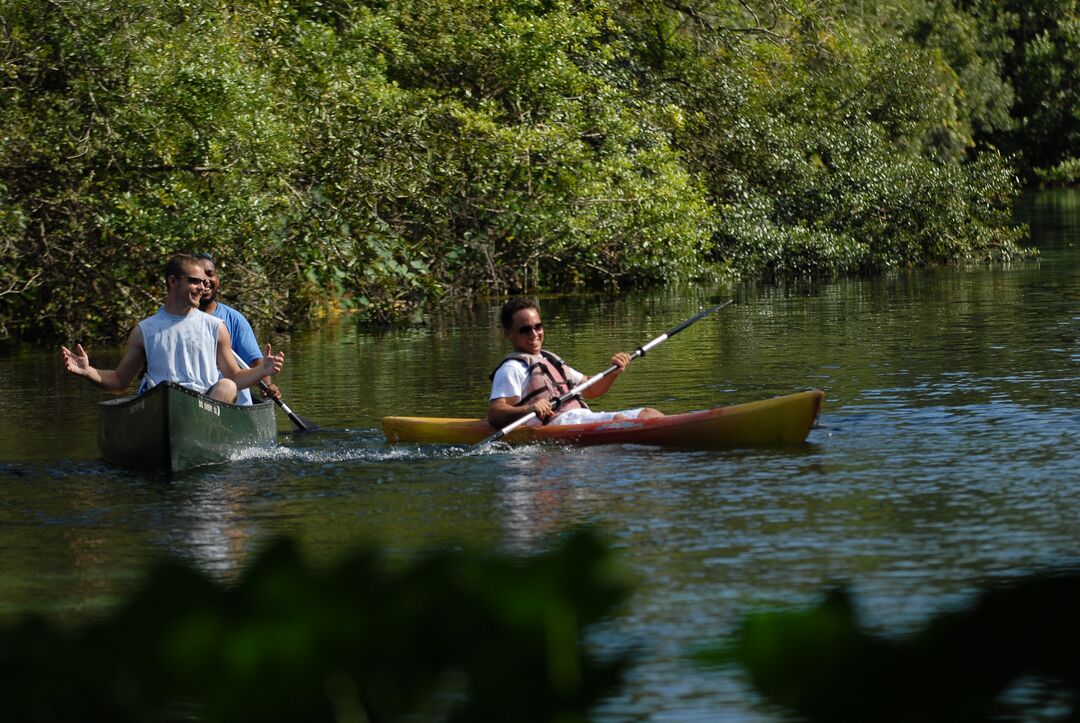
2,191,1079,719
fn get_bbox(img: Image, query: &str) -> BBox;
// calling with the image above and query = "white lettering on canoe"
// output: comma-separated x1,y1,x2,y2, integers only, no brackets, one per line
197,399,221,416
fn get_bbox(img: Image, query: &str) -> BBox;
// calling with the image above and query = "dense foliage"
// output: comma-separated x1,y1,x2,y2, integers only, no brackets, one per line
698,569,1080,720
0,528,631,722
840,0,1080,182
0,0,1046,342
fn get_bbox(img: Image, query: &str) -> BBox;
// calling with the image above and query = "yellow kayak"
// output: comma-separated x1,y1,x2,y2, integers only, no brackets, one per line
382,390,824,449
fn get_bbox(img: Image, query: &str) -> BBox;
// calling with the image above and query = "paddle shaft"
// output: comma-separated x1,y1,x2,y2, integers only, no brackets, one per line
479,300,734,446
231,350,315,432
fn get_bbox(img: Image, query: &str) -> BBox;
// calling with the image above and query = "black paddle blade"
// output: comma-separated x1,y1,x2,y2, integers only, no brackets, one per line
271,397,321,433
286,413,320,433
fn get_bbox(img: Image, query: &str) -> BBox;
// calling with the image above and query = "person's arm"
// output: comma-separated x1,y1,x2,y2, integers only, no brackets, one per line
579,352,630,400
487,361,548,427
231,311,282,400
231,313,263,367
61,327,147,394
488,395,553,428
216,325,283,390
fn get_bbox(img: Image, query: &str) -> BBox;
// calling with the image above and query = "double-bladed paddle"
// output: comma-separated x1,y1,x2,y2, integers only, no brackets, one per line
476,299,735,448
231,350,319,433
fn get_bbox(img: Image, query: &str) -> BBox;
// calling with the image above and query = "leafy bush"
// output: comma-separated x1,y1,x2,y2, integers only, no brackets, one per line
698,570,1080,721
0,528,631,723
1035,157,1080,186
616,3,1030,280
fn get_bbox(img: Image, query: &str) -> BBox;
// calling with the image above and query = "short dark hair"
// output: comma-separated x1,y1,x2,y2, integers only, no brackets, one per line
500,297,538,329
164,254,199,283
193,252,214,263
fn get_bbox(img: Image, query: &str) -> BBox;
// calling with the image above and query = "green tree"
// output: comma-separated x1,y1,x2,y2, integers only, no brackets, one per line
612,0,1026,279
0,0,296,340
0,0,1033,344
899,0,1080,182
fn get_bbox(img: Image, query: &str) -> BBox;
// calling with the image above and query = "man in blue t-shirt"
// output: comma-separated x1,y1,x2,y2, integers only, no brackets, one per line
193,253,281,406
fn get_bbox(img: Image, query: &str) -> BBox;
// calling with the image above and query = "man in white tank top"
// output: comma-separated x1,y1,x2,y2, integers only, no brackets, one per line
61,254,284,402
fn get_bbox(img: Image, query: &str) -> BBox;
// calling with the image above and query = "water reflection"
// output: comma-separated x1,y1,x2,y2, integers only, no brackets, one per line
495,446,620,551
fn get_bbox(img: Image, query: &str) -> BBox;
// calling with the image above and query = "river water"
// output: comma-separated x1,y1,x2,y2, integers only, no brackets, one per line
2,191,1079,719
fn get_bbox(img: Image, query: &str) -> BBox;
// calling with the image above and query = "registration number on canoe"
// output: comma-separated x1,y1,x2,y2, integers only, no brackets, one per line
198,399,221,416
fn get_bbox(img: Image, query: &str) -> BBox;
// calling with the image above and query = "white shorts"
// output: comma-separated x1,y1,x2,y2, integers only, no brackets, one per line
550,408,646,426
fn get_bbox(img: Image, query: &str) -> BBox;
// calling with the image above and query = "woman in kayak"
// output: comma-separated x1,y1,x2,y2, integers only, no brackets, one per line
488,298,664,428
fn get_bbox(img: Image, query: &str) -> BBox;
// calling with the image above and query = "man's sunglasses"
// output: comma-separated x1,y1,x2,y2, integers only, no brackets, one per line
518,322,543,336
176,275,211,288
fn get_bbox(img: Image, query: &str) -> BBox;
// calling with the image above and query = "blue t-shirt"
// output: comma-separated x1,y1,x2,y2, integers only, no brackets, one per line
210,302,262,406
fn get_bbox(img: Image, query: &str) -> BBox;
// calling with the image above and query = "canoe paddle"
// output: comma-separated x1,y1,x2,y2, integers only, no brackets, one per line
231,350,319,433
476,299,735,448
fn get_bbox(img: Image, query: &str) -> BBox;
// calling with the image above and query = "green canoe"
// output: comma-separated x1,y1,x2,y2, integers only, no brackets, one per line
97,381,277,473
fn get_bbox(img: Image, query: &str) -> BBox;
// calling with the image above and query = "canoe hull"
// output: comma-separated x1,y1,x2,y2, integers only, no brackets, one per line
382,390,824,449
97,382,277,473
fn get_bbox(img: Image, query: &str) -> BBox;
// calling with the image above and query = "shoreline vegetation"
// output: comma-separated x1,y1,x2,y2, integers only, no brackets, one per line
2,0,1074,343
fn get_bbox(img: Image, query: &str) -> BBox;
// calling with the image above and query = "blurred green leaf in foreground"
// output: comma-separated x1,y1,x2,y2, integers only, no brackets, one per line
698,570,1080,721
0,527,632,723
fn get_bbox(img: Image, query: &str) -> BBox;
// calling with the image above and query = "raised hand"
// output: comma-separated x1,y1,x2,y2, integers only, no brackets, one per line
61,343,92,377
259,343,285,376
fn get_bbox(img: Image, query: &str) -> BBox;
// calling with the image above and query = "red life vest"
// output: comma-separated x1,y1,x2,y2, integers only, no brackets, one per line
490,350,589,418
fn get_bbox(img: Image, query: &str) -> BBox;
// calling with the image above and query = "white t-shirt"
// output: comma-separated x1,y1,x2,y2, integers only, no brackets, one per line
489,355,584,401
488,354,646,426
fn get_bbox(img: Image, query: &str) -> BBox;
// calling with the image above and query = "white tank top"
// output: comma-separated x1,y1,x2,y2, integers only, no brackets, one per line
138,309,223,393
